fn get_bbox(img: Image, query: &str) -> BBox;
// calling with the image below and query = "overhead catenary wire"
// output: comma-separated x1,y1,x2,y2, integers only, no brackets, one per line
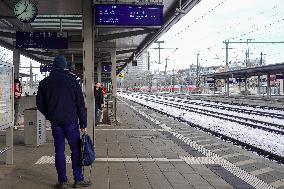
173,0,229,38
169,1,283,66
198,17,284,66
172,1,281,43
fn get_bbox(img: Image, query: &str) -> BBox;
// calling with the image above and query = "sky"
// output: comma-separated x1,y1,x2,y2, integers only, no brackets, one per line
1,0,284,79
0,47,43,81
149,0,284,72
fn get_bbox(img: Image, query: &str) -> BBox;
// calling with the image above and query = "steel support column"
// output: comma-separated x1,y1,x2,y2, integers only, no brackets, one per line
244,77,247,95
227,77,230,96
213,78,216,95
111,47,117,125
283,73,284,95
13,49,20,79
29,63,33,89
13,48,20,128
6,127,13,165
97,61,102,83
71,54,75,71
267,74,270,98
257,75,261,95
238,78,241,94
83,0,95,141
225,40,229,67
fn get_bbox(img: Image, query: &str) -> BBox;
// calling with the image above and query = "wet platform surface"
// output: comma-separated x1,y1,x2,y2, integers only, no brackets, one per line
0,98,284,189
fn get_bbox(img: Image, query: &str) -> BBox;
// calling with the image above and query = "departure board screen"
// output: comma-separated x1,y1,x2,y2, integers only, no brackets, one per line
95,4,163,27
0,61,13,129
16,32,68,49
102,64,112,73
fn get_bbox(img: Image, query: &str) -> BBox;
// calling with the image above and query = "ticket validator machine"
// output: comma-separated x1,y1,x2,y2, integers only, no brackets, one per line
24,108,46,146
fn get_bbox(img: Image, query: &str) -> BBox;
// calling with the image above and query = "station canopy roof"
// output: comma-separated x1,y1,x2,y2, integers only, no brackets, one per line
204,62,284,79
0,0,201,77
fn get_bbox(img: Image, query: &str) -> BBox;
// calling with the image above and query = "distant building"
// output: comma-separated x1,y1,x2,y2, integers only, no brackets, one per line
229,58,266,71
127,52,149,73
185,64,221,83
123,53,151,89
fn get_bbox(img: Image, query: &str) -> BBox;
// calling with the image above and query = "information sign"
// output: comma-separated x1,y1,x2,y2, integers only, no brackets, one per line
206,78,215,83
95,4,163,27
40,65,53,73
16,32,68,49
0,61,13,129
118,73,124,79
102,64,112,73
40,65,48,72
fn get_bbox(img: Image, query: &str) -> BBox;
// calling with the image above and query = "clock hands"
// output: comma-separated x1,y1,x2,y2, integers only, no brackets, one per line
15,4,28,17
14,0,38,23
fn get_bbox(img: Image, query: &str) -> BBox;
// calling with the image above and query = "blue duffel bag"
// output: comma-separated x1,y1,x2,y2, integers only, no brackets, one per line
80,133,96,166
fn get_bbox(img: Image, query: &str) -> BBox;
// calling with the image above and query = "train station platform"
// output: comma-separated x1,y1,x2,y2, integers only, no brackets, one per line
1,98,284,189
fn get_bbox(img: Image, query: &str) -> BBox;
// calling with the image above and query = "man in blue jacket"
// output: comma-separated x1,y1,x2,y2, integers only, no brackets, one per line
36,55,91,189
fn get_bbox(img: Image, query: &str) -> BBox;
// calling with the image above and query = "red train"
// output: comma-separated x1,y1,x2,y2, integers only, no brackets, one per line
122,85,200,93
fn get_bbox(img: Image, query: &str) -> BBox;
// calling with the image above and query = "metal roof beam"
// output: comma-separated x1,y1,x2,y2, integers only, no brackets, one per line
204,63,284,78
0,30,15,38
94,42,116,49
0,39,50,64
96,29,157,42
116,48,137,55
36,15,82,19
25,50,55,57
116,59,130,64
69,41,83,49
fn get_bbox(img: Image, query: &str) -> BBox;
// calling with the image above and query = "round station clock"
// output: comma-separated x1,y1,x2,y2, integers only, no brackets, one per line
14,0,38,23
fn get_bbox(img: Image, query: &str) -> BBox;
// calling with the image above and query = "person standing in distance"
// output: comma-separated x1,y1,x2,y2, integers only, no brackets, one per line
14,78,22,129
94,82,104,125
36,55,91,189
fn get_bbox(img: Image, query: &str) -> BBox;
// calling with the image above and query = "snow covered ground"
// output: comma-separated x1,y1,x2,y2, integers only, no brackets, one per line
133,93,284,127
188,99,284,115
143,95,284,131
118,92,284,158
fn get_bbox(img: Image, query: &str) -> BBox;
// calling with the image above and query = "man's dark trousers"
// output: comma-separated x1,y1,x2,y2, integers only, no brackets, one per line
51,121,84,182
95,102,102,125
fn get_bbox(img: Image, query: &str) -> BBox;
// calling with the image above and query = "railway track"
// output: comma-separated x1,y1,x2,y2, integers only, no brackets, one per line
184,100,284,120
159,94,284,120
135,95,284,135
121,95,284,164
151,96,284,129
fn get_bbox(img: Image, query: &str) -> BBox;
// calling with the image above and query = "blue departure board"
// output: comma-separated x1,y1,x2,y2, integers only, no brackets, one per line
40,65,53,72
16,32,68,49
95,4,164,27
102,64,112,73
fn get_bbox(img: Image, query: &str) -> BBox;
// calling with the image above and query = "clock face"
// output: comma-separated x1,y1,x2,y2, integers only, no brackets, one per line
14,0,38,23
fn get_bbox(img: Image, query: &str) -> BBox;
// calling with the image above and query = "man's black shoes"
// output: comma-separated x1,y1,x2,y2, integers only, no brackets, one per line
55,182,69,189
73,180,92,188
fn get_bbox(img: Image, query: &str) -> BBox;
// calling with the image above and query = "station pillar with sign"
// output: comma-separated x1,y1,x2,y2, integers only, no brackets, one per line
0,61,14,165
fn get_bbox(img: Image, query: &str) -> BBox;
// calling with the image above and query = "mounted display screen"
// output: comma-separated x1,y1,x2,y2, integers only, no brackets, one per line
16,32,68,49
102,64,112,73
95,4,164,27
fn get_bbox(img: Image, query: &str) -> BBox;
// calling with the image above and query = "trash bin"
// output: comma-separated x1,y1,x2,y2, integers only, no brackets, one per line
24,108,46,146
